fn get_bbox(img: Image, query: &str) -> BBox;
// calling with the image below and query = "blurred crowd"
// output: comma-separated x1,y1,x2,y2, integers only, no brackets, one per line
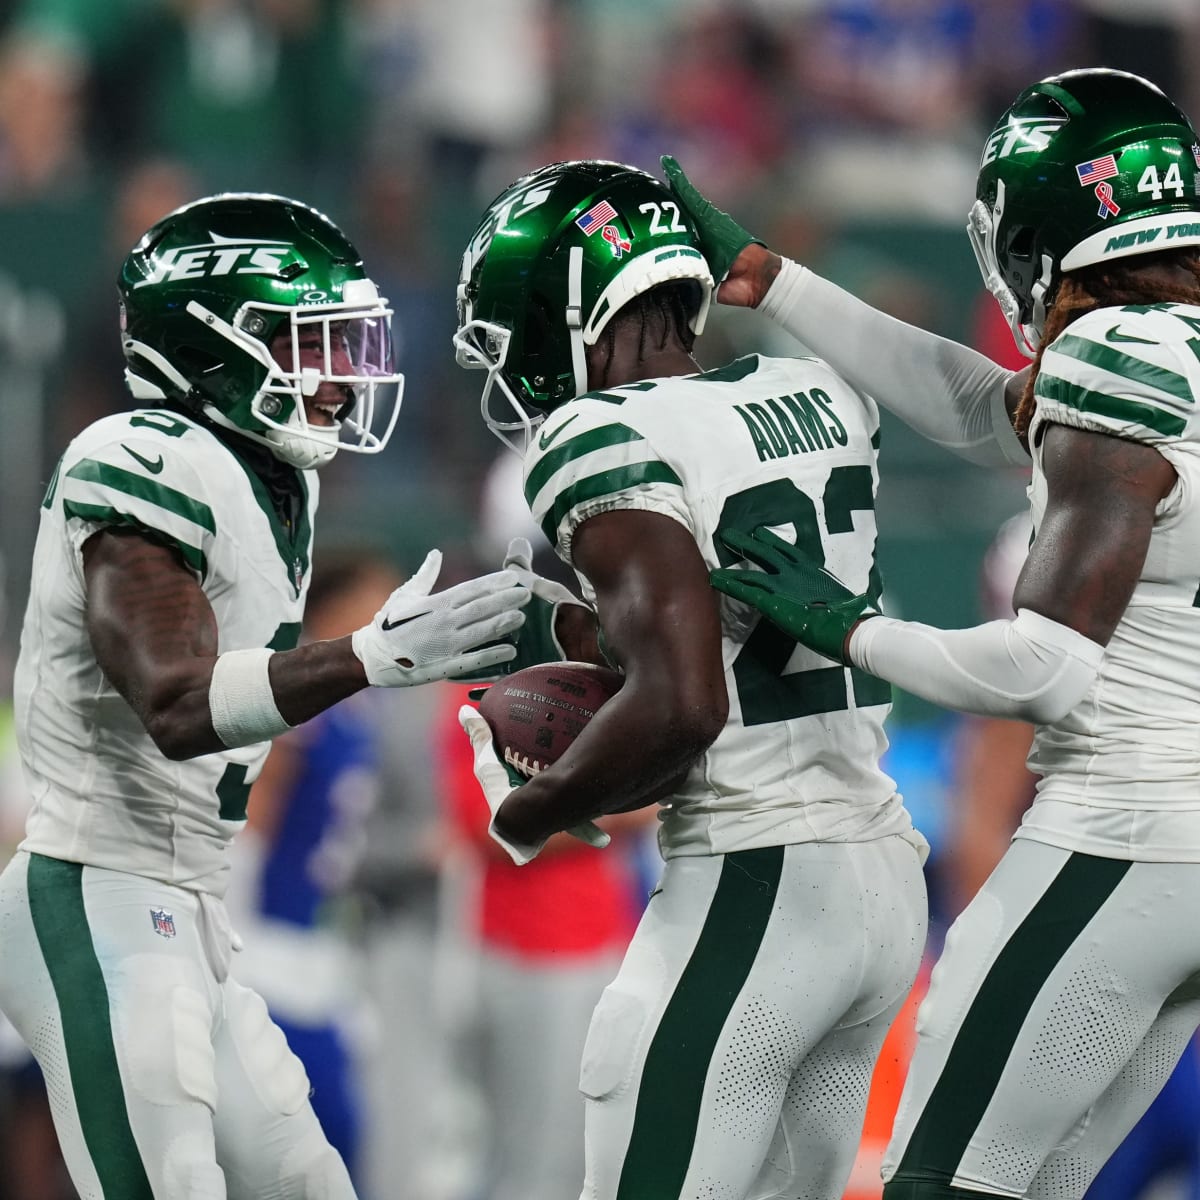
1,0,1198,653
2,1,1200,1197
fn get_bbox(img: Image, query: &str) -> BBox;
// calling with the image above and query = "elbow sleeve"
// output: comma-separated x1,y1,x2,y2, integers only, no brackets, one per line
850,608,1104,723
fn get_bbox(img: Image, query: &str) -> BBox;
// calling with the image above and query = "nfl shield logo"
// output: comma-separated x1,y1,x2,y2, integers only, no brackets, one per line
150,908,176,938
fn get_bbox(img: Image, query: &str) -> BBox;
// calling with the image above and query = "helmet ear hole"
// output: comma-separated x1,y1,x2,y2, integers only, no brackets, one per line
174,344,224,377
1008,227,1036,262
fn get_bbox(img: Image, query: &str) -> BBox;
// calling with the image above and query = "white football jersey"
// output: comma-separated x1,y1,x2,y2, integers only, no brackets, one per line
13,408,318,896
524,354,921,859
1021,302,1200,860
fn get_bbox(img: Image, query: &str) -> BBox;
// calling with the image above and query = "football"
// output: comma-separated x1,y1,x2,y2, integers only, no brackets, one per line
478,661,624,778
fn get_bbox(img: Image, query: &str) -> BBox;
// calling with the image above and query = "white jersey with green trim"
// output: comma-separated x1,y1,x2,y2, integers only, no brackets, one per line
524,353,921,860
1021,302,1200,859
13,408,317,897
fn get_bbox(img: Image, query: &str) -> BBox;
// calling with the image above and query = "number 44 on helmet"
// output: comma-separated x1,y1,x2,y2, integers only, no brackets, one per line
969,68,1200,357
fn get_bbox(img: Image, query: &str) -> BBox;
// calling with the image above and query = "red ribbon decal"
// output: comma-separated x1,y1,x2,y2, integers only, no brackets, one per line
602,225,631,257
1095,182,1120,218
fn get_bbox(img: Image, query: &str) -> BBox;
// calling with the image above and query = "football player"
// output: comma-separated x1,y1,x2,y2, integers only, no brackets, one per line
702,69,1200,1198
0,193,529,1198
454,159,930,1199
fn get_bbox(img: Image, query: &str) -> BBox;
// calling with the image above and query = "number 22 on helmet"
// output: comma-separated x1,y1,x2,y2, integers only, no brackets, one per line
454,159,715,454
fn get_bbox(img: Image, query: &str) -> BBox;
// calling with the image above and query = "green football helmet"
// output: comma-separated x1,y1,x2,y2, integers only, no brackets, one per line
969,68,1200,356
119,193,403,469
454,159,714,451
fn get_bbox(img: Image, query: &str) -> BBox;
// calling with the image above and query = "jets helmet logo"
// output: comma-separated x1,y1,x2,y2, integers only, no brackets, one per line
980,116,1068,167
134,233,302,289
461,179,555,280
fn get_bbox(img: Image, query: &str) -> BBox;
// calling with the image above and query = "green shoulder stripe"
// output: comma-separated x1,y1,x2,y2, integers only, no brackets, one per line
1051,332,1193,405
59,502,207,576
525,424,644,506
65,459,217,533
694,355,761,384
1036,372,1186,437
539,461,682,545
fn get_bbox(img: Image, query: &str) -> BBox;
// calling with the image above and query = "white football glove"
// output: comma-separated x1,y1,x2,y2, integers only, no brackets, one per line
352,550,529,688
458,704,610,866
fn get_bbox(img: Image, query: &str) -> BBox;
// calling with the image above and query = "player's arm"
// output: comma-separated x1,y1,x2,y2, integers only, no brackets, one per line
848,425,1173,717
715,425,1174,722
662,155,1029,464
85,530,528,760
490,509,728,848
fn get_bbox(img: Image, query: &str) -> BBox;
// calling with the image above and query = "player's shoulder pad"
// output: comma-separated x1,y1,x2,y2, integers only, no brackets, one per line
57,410,222,576
523,391,682,546
66,410,217,492
1039,304,1197,441
526,395,649,467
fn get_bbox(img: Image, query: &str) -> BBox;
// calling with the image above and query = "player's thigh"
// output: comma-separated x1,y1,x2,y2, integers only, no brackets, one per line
579,851,783,1200
755,996,909,1200
0,852,226,1199
749,838,926,1200
885,843,1200,1198
1030,989,1200,1200
272,1019,360,1179
212,978,356,1200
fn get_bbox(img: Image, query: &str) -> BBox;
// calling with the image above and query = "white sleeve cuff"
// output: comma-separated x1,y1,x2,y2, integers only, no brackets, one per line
208,648,292,748
487,817,546,866
759,259,1027,467
849,608,1104,723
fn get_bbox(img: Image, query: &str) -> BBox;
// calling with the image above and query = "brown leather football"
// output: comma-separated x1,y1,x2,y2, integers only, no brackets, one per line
477,662,624,778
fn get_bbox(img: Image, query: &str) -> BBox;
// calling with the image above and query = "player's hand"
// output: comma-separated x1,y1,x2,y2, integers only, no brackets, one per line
352,550,529,688
711,527,878,664
449,537,596,682
661,155,774,305
459,704,610,866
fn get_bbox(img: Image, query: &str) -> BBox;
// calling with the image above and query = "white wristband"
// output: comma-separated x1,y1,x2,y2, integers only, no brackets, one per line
208,648,292,748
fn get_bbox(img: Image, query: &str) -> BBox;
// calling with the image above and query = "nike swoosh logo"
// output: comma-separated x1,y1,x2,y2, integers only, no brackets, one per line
538,413,579,451
122,445,164,474
1105,326,1156,345
380,614,417,632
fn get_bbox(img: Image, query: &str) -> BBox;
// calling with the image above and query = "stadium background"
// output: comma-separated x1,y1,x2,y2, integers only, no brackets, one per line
0,1,1197,1197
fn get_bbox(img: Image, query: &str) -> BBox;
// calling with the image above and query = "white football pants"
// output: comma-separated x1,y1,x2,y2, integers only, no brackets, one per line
883,838,1200,1200
0,851,356,1199
578,835,928,1200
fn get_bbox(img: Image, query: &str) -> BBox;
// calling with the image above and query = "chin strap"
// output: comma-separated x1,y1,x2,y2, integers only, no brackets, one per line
123,338,195,399
566,245,587,398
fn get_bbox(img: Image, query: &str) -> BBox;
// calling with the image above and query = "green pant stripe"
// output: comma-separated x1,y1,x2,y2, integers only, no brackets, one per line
616,846,783,1200
894,851,1131,1188
27,855,153,1199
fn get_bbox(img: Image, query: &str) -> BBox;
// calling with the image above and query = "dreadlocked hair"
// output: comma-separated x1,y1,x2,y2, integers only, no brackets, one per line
599,281,700,364
1014,249,1200,437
